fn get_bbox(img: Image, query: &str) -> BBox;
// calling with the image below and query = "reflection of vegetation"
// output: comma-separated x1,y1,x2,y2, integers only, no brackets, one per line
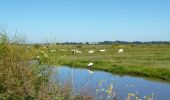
95,80,117,100
95,79,154,100
127,93,154,100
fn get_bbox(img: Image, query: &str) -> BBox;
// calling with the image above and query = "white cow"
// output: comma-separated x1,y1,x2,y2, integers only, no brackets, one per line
99,49,106,52
88,50,95,54
118,49,123,53
76,50,82,54
72,49,82,54
88,62,94,67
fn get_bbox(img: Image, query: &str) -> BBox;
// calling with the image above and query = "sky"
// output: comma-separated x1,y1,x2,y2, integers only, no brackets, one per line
0,0,170,43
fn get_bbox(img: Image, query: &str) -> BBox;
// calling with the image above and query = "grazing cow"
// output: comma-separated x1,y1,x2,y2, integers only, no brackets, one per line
76,50,82,54
88,50,95,54
99,49,106,52
72,49,82,54
88,62,94,68
118,49,123,53
71,49,77,54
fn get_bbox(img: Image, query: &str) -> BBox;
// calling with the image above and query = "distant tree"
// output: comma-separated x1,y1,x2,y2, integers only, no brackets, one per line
85,42,89,45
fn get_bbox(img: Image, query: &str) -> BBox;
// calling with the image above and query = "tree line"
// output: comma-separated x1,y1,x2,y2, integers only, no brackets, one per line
54,41,170,45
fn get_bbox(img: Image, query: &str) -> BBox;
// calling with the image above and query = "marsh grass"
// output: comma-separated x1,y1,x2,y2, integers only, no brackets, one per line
43,44,170,82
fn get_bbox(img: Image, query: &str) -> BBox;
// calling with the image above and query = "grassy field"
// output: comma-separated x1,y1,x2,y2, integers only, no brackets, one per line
34,44,170,81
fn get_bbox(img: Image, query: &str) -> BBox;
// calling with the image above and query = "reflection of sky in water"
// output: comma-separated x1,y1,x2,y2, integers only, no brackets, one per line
51,66,170,100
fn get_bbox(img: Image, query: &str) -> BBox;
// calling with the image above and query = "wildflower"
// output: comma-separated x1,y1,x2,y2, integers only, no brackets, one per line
37,56,40,59
96,89,99,92
107,83,113,95
98,81,102,86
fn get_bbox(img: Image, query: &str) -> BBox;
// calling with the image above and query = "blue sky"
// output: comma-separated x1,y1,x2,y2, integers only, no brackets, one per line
0,0,170,42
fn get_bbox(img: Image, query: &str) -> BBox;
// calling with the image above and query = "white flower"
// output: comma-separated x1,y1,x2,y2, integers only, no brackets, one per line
37,56,40,59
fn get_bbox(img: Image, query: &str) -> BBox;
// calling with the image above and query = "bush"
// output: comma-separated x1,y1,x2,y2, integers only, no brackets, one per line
34,43,41,49
0,29,73,99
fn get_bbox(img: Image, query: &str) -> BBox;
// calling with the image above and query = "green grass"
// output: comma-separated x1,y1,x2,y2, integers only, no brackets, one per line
37,44,170,82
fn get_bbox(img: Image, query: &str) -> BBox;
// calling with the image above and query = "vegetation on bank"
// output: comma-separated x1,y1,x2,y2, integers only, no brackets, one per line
0,30,75,99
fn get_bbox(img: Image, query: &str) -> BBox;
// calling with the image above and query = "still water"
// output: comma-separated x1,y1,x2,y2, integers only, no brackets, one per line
51,66,170,100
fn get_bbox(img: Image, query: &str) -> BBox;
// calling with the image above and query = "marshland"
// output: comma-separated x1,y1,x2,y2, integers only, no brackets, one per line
1,32,170,99
1,0,170,100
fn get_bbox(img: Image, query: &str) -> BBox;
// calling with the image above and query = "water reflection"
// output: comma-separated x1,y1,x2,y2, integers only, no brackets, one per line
51,66,170,100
